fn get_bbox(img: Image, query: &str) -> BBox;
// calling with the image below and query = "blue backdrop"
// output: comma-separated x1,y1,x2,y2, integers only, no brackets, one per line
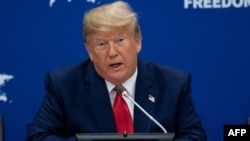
1,0,250,141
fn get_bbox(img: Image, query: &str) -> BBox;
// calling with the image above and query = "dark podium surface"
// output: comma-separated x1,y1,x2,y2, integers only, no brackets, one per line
76,133,175,141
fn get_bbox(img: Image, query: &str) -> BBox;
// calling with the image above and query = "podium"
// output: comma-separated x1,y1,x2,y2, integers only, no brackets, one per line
76,133,175,141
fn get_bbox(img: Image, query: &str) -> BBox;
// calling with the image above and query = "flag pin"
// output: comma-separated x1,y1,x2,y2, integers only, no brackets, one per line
148,94,155,103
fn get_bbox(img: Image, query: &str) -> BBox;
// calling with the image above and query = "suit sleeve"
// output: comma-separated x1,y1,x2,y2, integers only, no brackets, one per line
175,73,207,141
25,72,74,141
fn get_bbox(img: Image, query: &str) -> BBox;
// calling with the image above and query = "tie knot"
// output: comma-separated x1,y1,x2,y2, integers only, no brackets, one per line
114,85,126,94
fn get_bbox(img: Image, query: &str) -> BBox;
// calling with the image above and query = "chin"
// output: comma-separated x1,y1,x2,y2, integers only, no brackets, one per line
108,77,125,85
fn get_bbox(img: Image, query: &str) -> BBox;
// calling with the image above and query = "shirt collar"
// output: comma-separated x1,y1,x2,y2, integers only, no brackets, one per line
105,68,138,95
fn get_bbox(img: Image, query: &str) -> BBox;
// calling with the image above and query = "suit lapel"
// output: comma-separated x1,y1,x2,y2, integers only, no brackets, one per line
83,62,116,132
134,60,159,132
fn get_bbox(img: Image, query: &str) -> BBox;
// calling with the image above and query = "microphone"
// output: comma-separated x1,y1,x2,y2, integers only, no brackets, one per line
116,85,167,133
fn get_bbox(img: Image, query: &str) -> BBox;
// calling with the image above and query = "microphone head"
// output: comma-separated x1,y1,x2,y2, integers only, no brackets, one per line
116,85,126,94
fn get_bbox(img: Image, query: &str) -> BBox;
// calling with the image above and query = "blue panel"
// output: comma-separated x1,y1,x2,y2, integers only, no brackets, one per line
1,0,250,140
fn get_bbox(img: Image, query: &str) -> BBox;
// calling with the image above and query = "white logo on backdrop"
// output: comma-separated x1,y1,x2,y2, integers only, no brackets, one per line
0,74,14,103
184,0,250,9
49,0,100,7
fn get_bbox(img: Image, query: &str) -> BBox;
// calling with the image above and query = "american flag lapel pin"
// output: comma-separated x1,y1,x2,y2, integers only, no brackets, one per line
148,94,155,103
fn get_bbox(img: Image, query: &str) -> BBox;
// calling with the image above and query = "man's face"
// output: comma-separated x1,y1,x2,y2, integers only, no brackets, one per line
85,27,141,85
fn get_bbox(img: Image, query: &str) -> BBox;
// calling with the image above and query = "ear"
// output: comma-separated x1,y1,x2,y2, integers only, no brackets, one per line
85,43,93,61
136,38,142,53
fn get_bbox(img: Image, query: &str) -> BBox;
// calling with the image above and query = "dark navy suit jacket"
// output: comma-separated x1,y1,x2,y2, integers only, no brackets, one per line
26,59,207,141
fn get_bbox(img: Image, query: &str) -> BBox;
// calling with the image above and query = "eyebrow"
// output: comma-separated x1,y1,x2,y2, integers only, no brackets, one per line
93,34,127,41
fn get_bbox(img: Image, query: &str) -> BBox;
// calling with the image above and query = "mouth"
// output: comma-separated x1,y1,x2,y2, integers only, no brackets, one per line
109,63,122,68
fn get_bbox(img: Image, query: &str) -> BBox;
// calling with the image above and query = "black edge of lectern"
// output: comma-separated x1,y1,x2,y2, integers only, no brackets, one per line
75,133,175,141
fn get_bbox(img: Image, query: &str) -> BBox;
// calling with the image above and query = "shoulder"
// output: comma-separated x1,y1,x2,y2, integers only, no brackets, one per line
44,59,92,84
138,59,190,82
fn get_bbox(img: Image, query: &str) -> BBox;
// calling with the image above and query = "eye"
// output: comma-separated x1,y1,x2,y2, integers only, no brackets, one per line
116,37,125,46
96,41,107,50
118,38,124,42
97,42,105,46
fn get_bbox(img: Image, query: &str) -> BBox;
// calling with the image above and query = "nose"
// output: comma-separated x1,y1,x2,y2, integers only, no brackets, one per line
107,42,118,58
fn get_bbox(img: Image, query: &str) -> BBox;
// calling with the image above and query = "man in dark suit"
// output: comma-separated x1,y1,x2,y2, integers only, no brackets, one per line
26,1,207,141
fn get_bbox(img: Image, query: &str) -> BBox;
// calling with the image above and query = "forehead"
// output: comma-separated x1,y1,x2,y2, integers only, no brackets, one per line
87,26,133,41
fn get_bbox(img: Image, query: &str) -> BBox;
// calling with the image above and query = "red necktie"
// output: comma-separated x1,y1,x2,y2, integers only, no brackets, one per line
113,86,134,133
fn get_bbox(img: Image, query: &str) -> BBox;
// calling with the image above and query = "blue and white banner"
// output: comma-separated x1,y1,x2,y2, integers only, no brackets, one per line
1,0,250,140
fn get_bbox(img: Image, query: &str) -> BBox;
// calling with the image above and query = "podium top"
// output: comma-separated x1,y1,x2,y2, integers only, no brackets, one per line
75,133,175,141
